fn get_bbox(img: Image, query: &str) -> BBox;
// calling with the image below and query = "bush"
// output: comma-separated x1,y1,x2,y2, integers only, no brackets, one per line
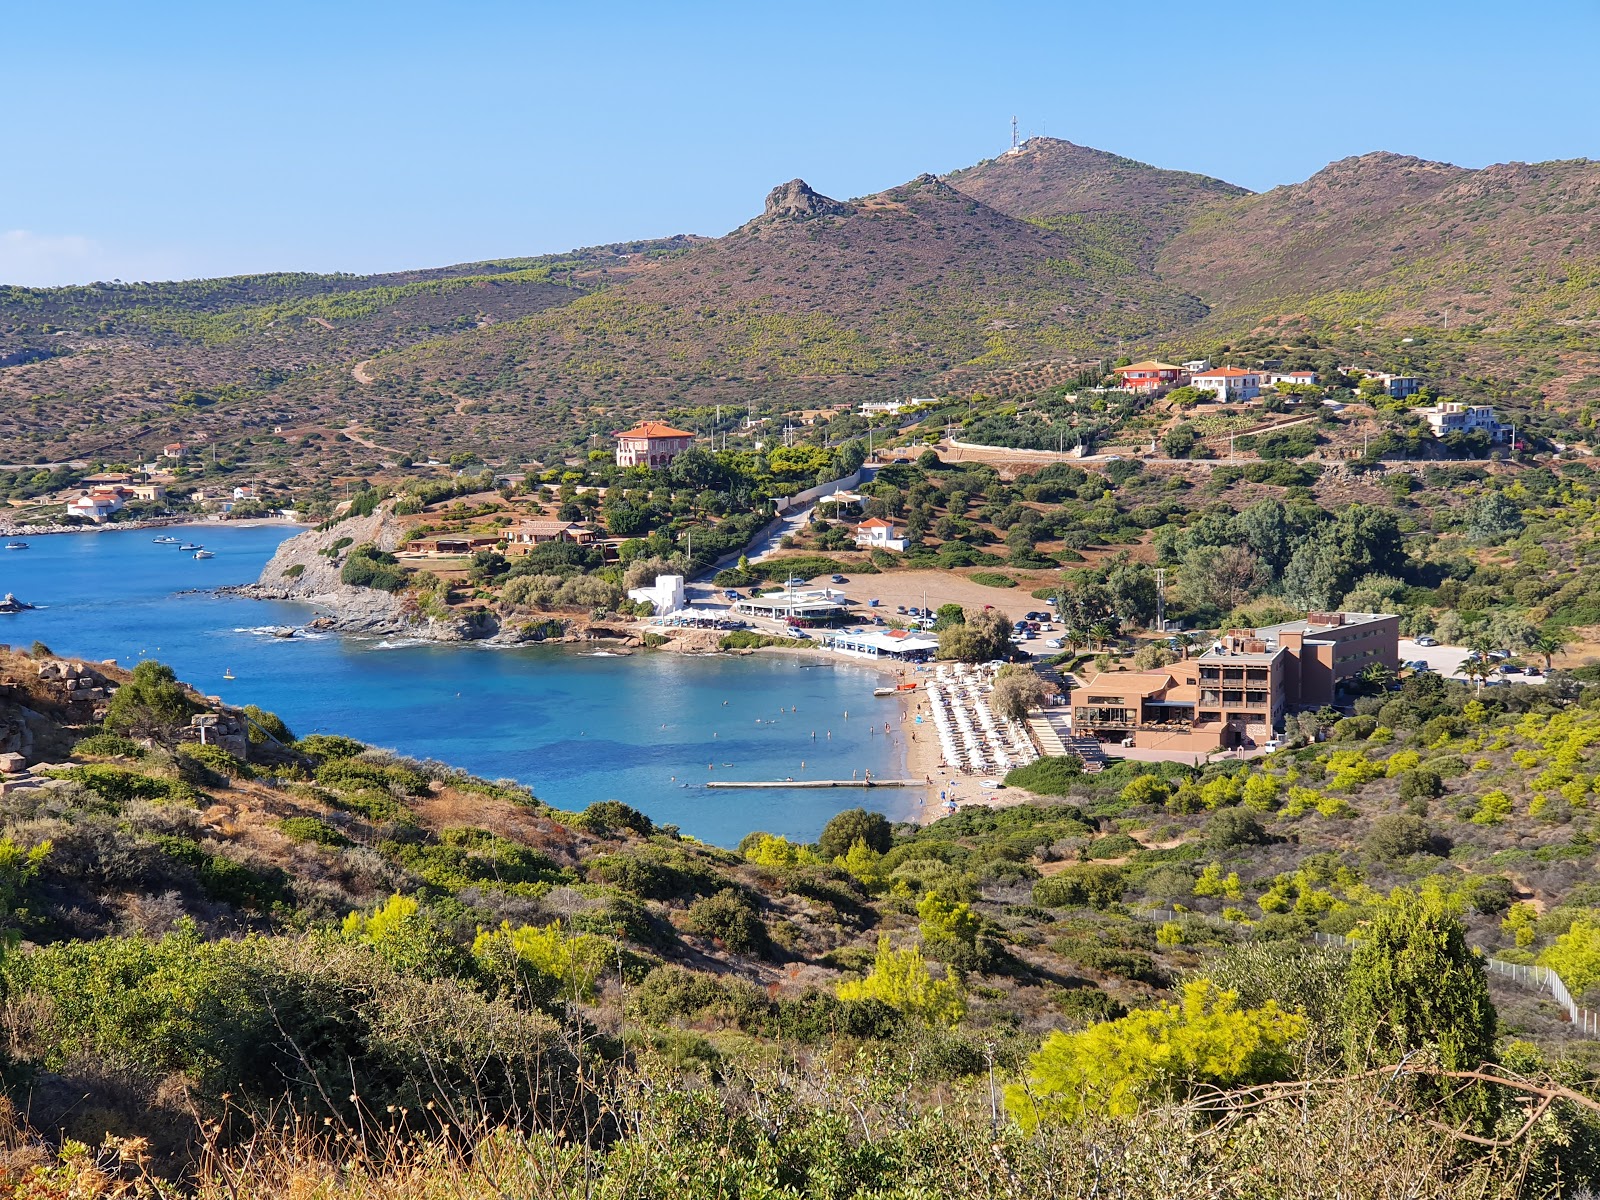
970,572,1017,588
295,734,367,761
1032,864,1126,909
568,800,655,837
278,816,352,848
1003,755,1083,796
1204,808,1268,850
242,704,295,745
103,660,195,738
47,764,195,808
683,889,770,957
1363,813,1431,862
72,732,145,759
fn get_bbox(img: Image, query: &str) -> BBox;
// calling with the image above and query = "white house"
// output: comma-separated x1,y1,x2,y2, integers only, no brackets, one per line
859,399,908,417
1181,359,1211,373
1264,370,1319,387
627,573,686,616
855,517,906,552
1189,367,1262,402
1413,402,1505,441
66,491,125,522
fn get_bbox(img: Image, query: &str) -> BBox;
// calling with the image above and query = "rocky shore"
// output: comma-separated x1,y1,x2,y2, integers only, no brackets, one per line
222,511,651,649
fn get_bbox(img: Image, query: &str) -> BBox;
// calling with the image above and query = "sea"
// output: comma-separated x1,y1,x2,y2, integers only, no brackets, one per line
0,525,924,845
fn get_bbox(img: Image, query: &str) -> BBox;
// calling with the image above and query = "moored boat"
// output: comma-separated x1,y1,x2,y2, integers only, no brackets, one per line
193,549,215,559
179,543,202,551
4,541,27,550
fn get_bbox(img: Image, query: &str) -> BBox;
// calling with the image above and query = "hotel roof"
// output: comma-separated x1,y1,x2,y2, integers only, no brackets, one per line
614,421,693,440
1254,612,1395,638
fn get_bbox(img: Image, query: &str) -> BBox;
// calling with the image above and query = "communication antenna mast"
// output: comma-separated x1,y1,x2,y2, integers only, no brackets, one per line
1011,116,1018,151
1155,567,1167,632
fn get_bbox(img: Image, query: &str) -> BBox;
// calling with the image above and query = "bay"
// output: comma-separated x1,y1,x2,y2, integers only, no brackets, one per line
0,525,923,845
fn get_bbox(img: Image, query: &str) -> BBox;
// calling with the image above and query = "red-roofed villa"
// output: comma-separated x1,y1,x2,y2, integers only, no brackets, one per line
614,422,694,468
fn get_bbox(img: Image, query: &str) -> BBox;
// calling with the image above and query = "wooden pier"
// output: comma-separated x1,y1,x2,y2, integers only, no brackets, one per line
704,779,919,789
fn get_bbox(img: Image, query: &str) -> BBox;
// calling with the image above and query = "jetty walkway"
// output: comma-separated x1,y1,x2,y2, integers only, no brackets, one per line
704,779,918,789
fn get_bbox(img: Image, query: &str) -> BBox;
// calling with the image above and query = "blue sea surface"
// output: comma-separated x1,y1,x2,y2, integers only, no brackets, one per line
0,525,924,844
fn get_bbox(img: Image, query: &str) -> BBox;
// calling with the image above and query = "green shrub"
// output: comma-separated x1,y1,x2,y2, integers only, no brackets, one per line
278,816,352,848
568,800,654,837
1004,755,1084,796
296,733,368,761
242,705,295,744
178,743,253,782
72,732,146,759
1033,864,1126,909
47,764,196,808
683,889,770,957
970,572,1017,588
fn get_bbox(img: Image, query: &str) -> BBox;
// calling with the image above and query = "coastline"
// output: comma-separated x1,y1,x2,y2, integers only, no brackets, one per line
0,514,305,538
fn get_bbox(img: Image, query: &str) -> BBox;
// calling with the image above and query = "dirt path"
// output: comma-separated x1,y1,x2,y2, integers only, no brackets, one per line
339,423,403,457
351,359,375,385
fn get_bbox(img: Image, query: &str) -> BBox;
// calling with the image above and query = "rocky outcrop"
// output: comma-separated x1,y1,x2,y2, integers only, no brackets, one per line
229,509,645,647
226,510,415,636
762,179,848,221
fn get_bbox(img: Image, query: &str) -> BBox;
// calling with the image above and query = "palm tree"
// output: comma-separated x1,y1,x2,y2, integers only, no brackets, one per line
1089,621,1113,651
1461,655,1489,694
1531,629,1569,673
1175,631,1196,660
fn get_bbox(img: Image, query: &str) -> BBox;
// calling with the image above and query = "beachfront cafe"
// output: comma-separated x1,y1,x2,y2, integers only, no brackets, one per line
823,627,939,662
733,587,851,627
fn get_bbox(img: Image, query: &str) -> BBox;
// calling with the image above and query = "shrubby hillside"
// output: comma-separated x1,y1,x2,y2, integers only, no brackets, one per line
8,643,1600,1193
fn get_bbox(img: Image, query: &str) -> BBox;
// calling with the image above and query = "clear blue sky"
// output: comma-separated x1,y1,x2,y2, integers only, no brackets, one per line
4,0,1595,286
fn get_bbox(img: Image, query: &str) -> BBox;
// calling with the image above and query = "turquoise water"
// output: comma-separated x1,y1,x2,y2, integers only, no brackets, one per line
0,526,922,844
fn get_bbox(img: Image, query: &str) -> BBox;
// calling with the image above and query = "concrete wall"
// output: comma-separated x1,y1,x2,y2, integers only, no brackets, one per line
775,469,862,514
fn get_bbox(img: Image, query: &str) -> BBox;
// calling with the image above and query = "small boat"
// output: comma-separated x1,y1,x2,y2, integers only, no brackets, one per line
193,549,215,559
153,535,177,543
4,541,27,550
874,686,897,697
222,668,235,680
179,543,202,551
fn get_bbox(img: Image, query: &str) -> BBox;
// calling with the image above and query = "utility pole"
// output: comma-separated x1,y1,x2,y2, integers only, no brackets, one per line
1155,567,1166,632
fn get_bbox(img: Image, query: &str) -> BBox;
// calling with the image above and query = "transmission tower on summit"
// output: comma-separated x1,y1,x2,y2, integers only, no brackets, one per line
1005,115,1025,156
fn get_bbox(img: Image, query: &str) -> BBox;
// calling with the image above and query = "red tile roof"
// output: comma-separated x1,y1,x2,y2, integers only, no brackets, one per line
1115,360,1183,373
858,517,896,529
614,422,693,440
1195,367,1257,377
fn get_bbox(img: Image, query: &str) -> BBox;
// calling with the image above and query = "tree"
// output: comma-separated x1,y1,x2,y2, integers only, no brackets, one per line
1531,628,1570,672
104,660,195,738
1539,920,1600,999
836,935,964,1026
1179,545,1270,614
1464,491,1523,543
937,607,1012,663
932,602,966,631
1005,980,1304,1129
1280,540,1341,610
817,807,892,860
1344,889,1497,1126
990,666,1047,722
1162,423,1198,458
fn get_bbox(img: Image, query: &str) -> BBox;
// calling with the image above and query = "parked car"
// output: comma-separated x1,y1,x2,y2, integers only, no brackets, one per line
872,615,886,625
1488,649,1511,661
1045,639,1063,649
785,627,811,639
785,576,807,587
1500,663,1523,675
896,605,907,614
830,574,848,583
724,590,741,601
1415,635,1438,647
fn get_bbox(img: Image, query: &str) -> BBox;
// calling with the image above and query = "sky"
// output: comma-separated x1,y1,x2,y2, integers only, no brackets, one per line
4,0,1597,286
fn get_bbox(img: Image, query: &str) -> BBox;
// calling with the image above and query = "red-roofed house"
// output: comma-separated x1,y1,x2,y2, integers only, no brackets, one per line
614,422,694,468
1113,361,1188,393
1190,367,1262,402
855,517,906,552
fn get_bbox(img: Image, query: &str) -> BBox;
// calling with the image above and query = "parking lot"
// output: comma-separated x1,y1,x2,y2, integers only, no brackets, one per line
1400,638,1548,686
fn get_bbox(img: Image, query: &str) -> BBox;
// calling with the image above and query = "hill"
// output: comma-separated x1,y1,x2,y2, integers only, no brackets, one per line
9,643,1600,1192
362,172,1210,414
1159,151,1600,338
947,136,1251,265
6,142,1600,477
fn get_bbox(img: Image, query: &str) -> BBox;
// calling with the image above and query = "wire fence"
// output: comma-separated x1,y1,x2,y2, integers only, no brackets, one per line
1132,907,1600,1038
